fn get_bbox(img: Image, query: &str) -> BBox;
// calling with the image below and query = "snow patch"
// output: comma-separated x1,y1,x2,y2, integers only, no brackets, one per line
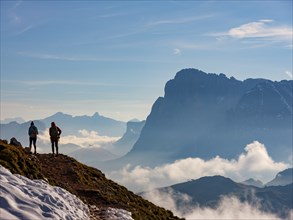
0,165,89,220
105,207,134,220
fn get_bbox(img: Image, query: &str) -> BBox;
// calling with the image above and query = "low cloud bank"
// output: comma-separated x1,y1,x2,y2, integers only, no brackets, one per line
142,189,284,220
38,129,120,148
108,141,289,192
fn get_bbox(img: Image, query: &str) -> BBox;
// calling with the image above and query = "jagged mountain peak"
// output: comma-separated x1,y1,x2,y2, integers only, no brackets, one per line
125,68,292,166
92,112,101,118
241,178,264,187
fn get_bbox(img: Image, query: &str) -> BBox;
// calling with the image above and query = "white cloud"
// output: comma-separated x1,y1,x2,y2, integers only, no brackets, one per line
173,48,181,55
228,20,292,40
38,129,120,148
143,189,282,220
285,70,293,79
108,141,289,192
210,20,292,47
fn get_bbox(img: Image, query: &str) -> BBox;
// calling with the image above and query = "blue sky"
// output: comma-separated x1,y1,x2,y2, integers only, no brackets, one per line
1,0,292,122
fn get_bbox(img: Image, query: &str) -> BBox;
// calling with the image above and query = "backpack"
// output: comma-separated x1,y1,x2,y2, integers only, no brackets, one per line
50,127,59,138
29,126,37,138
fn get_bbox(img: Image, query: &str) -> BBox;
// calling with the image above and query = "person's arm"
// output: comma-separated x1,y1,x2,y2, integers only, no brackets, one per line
58,127,62,135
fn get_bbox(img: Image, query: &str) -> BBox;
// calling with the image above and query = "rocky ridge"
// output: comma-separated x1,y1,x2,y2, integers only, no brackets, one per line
0,140,182,220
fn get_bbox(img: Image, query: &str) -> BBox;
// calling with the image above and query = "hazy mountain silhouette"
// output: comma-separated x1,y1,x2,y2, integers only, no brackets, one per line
42,112,126,137
0,120,46,147
108,120,145,156
241,178,264,188
0,117,25,124
266,168,293,186
123,69,292,166
153,175,292,218
0,112,126,148
69,147,119,163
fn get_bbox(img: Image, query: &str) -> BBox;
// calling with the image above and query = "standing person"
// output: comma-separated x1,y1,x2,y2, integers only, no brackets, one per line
28,121,38,154
49,122,62,156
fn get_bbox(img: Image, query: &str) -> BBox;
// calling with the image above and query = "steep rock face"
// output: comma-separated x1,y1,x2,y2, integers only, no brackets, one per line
111,120,146,156
127,69,292,165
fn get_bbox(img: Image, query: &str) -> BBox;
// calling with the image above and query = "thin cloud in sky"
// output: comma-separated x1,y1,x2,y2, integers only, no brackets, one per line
228,20,291,39
173,48,181,55
16,51,182,64
16,24,34,35
211,19,292,43
17,51,101,62
147,14,214,26
2,79,113,87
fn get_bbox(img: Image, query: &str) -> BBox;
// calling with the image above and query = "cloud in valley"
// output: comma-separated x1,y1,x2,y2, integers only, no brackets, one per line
38,129,119,148
109,141,289,192
142,189,283,220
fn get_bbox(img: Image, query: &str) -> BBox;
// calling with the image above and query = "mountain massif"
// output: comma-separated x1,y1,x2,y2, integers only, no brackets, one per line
124,69,292,166
0,140,181,220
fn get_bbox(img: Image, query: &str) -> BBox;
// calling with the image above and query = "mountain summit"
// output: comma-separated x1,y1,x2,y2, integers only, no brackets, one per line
125,69,292,166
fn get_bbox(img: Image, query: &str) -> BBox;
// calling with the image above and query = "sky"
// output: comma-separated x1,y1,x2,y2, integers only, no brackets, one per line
1,0,292,122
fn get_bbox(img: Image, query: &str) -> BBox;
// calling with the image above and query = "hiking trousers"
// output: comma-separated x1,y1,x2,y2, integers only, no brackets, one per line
51,139,59,155
29,137,37,153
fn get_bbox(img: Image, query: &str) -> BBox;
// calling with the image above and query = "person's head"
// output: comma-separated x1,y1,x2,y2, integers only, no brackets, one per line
51,122,56,127
31,121,34,126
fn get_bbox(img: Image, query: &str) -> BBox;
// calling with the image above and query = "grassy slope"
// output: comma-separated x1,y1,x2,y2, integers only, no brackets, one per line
0,140,182,220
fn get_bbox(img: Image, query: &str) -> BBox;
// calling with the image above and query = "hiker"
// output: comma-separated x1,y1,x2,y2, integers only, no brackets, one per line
49,122,62,156
28,121,38,154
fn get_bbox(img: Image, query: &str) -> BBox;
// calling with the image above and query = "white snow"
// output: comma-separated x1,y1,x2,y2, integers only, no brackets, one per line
104,207,134,220
0,165,89,220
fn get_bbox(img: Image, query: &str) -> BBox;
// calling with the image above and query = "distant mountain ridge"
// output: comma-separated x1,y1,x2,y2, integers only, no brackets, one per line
124,69,292,166
148,175,292,219
0,112,126,150
241,178,264,187
42,112,126,136
266,168,293,186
